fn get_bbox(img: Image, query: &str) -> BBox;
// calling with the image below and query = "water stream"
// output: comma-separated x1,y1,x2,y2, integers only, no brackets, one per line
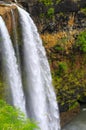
0,4,60,130
0,16,27,116
17,6,60,130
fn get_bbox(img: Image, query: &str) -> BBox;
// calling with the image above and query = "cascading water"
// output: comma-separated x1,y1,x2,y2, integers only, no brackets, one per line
11,9,21,72
30,10,60,130
0,2,60,129
17,6,60,130
0,16,27,116
14,0,17,3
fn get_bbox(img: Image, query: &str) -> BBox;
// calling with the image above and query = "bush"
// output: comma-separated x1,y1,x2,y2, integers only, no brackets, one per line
52,69,86,112
75,30,86,53
0,100,39,130
47,8,54,18
56,62,68,76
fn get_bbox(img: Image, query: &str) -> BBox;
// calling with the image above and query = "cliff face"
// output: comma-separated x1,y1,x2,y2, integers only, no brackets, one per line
0,5,18,34
17,0,86,33
0,1,86,124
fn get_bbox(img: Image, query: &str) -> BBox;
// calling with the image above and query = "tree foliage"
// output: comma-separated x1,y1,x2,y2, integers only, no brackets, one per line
0,100,39,130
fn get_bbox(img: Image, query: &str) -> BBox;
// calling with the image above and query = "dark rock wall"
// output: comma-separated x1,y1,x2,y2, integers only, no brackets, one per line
17,0,86,33
0,1,86,126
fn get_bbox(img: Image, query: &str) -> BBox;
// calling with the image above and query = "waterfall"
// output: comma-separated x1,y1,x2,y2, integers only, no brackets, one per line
14,0,17,3
11,9,21,72
17,6,60,130
0,16,27,116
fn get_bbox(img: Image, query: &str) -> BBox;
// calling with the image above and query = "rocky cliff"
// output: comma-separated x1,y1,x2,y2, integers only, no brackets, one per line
0,1,86,127
0,4,18,34
17,1,86,123
17,0,86,33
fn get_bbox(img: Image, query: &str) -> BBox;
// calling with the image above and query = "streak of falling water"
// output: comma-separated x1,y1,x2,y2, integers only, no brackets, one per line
11,9,21,72
0,16,27,116
17,6,60,130
14,0,17,3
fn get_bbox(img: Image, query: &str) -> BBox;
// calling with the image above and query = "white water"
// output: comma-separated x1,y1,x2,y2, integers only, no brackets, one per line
11,9,21,71
17,6,60,130
0,16,27,116
14,0,17,3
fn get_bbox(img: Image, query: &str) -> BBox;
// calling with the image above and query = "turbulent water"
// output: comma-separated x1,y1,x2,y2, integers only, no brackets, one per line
0,4,60,130
0,16,27,116
17,6,60,130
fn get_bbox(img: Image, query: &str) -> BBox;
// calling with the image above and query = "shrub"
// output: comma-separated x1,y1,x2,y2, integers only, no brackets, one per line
56,62,68,76
47,8,54,18
0,100,39,130
75,30,86,53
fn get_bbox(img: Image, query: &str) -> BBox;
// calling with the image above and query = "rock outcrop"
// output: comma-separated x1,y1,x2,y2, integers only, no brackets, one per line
0,4,18,34
16,0,86,33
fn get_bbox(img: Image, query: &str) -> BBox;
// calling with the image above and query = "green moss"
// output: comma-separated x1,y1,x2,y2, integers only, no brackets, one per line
38,0,61,21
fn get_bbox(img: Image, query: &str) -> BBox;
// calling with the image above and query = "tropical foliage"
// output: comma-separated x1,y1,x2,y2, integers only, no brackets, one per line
0,100,39,130
74,30,86,53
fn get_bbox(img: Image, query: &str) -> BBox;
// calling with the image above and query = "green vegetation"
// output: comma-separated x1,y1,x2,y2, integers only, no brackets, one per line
52,64,86,111
69,101,79,110
0,100,39,130
54,44,64,52
39,0,53,6
80,8,86,15
39,0,61,20
75,30,86,53
56,62,68,76
39,0,61,6
42,29,86,111
47,7,54,18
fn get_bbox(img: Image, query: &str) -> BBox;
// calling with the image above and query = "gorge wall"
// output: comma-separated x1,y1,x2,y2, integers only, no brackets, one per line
0,1,86,127
18,0,86,33
17,0,86,110
17,0,86,125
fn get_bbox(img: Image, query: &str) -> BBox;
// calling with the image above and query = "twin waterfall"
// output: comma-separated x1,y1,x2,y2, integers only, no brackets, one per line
0,5,60,130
